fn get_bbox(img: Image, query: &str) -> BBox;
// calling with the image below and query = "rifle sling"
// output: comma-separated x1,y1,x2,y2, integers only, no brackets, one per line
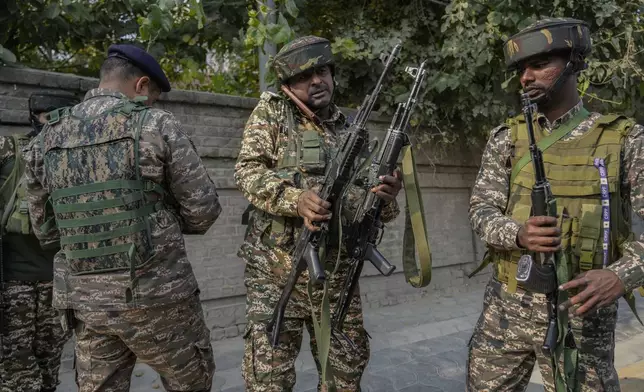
510,108,590,184
401,144,432,288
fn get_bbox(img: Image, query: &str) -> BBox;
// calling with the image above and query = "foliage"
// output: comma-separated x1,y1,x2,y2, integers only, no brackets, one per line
245,0,644,146
0,0,257,94
2,0,642,145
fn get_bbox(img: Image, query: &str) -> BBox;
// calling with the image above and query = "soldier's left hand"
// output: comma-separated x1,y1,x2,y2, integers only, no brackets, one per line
558,269,625,317
371,170,402,202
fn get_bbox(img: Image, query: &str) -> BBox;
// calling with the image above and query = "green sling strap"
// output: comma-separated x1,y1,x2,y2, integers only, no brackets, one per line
401,144,433,288
510,108,590,183
310,139,380,392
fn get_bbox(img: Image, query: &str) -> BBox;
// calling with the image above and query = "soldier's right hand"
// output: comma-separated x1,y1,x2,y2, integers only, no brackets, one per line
516,216,561,253
297,190,332,231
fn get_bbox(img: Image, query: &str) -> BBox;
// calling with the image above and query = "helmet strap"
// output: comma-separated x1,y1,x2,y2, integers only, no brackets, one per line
534,50,580,107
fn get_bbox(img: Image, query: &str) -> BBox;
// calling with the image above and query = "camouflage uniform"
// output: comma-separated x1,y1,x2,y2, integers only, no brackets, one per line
235,36,400,392
1,93,80,392
0,281,68,392
23,87,221,392
467,18,644,392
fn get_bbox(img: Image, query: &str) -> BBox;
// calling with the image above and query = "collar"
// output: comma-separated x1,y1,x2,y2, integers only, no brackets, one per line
321,103,347,129
537,100,584,130
83,88,129,101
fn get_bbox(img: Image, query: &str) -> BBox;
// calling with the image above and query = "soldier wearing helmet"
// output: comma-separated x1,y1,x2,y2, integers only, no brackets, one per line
0,92,79,392
467,17,644,391
235,35,403,391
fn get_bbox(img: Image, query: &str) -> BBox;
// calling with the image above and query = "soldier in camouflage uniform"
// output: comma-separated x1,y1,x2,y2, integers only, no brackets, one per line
467,18,644,391
0,92,79,392
22,44,221,392
235,36,403,391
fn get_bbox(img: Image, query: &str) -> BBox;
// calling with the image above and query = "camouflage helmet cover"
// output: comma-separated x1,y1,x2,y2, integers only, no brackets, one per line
503,17,592,70
272,35,334,83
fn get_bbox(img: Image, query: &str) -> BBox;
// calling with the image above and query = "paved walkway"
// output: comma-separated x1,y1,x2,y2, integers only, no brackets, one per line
56,283,644,391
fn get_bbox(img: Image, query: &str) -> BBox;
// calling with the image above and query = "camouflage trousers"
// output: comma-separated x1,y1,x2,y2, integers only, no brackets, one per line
241,251,370,392
467,277,619,392
72,292,215,392
0,280,71,392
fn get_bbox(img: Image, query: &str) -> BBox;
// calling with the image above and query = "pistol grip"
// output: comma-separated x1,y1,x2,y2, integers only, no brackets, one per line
303,243,325,284
365,244,395,276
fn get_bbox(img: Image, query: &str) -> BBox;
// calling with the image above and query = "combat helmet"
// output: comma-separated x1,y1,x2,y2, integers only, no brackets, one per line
272,35,335,83
503,17,592,71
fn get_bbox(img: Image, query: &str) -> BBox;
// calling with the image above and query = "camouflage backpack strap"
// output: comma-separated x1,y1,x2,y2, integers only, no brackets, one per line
0,134,30,234
0,134,31,235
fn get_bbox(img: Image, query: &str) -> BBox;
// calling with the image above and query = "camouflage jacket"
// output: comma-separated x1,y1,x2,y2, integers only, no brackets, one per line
23,88,222,311
235,91,400,277
469,100,644,293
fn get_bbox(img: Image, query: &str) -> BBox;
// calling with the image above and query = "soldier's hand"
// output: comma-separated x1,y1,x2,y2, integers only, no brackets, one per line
516,216,561,253
558,270,625,318
371,170,403,202
297,190,332,231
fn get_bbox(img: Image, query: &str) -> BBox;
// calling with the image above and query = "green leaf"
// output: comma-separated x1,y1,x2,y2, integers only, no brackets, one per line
285,0,299,18
44,3,61,19
272,14,292,44
487,11,502,26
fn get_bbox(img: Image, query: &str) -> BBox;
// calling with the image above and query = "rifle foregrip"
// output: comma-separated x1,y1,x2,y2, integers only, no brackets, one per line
531,188,548,217
365,244,396,276
303,243,325,284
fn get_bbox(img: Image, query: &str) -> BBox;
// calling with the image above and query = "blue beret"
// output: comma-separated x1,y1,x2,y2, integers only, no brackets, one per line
107,44,171,92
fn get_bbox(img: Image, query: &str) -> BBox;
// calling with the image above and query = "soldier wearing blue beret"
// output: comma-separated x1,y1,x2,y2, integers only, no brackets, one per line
22,44,221,391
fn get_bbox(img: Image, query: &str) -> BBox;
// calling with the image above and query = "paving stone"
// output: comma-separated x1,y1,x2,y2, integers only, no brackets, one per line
53,290,644,391
360,372,396,391
372,364,420,390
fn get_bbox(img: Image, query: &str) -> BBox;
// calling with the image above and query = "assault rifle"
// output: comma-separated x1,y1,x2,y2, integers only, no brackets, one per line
331,60,428,344
265,44,402,347
514,92,572,358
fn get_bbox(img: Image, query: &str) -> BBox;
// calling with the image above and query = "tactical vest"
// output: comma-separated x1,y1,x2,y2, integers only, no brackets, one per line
41,99,165,282
491,113,633,293
0,134,33,235
243,93,337,249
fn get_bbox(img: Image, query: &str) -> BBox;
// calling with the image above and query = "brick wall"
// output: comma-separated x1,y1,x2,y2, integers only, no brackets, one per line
0,67,491,340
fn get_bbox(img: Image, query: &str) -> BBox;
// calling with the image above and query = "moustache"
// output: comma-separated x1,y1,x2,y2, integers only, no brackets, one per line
309,86,328,95
524,85,544,94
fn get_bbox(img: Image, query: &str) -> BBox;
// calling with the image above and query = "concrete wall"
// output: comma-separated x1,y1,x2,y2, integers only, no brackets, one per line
0,66,490,340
